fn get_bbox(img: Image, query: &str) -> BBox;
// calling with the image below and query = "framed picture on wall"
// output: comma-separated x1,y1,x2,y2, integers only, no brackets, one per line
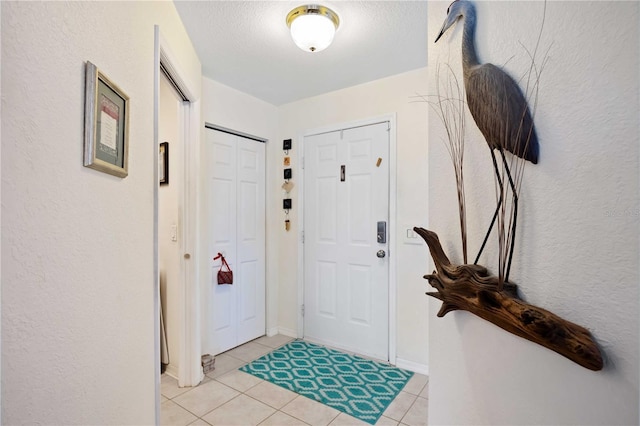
83,61,130,178
159,142,169,185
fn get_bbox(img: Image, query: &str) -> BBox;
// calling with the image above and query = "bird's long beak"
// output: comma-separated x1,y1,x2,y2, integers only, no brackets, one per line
434,29,445,43
434,18,449,43
435,11,457,43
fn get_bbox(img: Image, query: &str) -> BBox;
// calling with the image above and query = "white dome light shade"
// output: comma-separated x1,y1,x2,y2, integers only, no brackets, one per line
286,5,340,53
290,14,335,52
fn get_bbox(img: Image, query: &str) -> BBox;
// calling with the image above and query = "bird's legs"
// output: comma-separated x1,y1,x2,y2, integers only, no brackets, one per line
475,149,519,285
474,149,503,265
500,149,518,284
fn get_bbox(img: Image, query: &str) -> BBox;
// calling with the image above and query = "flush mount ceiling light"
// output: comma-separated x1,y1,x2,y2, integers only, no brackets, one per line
286,4,340,53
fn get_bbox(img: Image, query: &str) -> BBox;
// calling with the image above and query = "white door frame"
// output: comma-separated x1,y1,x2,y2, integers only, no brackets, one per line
154,26,202,423
296,114,398,364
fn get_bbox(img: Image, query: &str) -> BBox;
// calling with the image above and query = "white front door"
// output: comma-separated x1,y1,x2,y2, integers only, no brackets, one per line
303,122,390,360
206,129,266,355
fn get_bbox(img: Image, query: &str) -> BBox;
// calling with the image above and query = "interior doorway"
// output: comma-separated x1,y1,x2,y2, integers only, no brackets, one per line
158,72,186,378
154,28,202,413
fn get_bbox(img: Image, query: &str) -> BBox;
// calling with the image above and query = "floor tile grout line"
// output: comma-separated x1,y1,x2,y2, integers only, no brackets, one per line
196,391,260,424
164,376,248,421
279,394,341,426
213,373,264,395
197,363,288,424
163,397,205,423
259,408,313,426
258,411,293,426
404,378,428,398
398,392,427,426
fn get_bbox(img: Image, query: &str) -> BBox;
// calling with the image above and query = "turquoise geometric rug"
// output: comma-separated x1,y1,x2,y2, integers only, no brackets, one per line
240,340,413,424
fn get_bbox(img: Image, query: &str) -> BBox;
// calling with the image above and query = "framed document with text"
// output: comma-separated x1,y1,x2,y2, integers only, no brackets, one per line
83,61,129,178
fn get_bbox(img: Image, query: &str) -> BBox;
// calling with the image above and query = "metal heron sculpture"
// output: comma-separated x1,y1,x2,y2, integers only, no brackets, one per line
435,0,539,284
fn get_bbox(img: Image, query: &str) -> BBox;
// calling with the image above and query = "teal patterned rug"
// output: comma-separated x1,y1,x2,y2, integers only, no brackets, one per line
240,340,413,424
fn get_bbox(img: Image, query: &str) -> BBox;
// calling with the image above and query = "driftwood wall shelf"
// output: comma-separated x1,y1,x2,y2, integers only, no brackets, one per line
415,227,603,371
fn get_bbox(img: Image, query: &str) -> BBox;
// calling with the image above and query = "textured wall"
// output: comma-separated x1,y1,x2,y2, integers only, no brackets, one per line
427,1,639,424
276,68,430,369
1,1,200,423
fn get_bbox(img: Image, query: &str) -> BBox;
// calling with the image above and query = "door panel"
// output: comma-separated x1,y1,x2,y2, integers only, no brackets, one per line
318,177,338,242
348,174,371,245
209,132,237,353
317,261,338,318
236,137,265,345
348,264,372,325
207,129,265,355
211,180,234,244
304,122,390,360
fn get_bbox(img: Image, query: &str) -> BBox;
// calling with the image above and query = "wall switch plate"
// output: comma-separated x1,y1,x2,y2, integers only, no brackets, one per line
403,227,423,245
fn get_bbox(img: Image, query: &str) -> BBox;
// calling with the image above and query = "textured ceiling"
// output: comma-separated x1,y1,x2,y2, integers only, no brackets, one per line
174,1,429,105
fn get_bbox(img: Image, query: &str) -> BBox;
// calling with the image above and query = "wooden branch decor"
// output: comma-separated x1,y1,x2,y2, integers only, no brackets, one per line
414,227,603,371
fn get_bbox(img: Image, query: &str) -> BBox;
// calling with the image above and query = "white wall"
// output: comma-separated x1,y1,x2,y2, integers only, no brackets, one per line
427,1,639,424
199,78,279,350
277,68,430,369
1,1,200,423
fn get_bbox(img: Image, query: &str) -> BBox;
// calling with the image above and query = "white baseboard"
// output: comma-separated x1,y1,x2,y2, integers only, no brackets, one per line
304,335,387,363
276,327,298,338
164,363,179,380
395,358,429,376
266,327,279,337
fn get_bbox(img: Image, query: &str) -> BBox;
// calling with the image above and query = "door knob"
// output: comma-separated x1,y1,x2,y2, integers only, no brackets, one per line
376,250,386,258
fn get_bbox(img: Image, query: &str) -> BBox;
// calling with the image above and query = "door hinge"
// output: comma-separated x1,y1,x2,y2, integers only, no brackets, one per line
301,304,305,317
301,230,305,243
302,156,305,169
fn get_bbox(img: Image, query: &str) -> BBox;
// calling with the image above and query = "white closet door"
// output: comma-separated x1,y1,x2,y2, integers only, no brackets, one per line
206,129,265,355
236,137,266,344
304,122,390,360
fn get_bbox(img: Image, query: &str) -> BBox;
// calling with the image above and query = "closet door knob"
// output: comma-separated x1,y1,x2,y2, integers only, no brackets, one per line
184,253,191,259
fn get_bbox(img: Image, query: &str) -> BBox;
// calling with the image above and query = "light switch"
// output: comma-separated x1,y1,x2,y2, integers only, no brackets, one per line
171,225,178,242
404,227,422,245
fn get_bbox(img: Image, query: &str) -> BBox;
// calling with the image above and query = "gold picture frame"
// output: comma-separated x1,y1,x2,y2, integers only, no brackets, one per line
83,61,129,178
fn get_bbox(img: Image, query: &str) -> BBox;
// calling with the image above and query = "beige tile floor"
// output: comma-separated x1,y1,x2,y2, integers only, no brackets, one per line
161,335,429,426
